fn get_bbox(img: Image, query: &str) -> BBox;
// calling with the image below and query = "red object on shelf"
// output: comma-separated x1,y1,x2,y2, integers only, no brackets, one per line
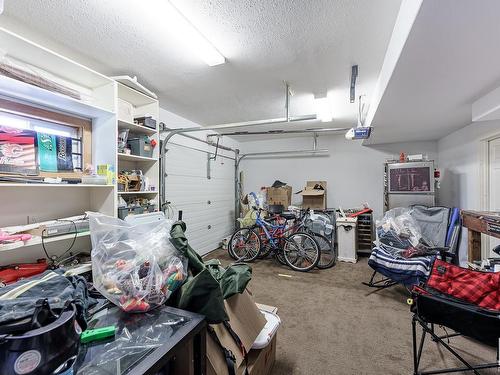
348,208,373,218
0,259,48,285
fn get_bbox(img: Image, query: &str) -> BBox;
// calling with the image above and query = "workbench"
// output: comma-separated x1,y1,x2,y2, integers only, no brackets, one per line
461,210,500,262
75,304,206,375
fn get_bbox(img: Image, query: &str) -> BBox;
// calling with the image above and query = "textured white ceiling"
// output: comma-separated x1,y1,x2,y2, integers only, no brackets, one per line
367,0,500,144
1,0,401,133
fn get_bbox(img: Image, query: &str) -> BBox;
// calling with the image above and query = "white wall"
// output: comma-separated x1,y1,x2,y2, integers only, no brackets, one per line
438,120,500,209
438,120,500,262
239,135,437,220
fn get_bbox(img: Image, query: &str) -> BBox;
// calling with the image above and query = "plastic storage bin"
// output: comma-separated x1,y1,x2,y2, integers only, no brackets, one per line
129,137,153,158
336,216,358,263
252,309,281,349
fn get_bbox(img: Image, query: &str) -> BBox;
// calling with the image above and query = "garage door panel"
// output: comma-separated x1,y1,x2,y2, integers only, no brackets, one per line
164,142,236,255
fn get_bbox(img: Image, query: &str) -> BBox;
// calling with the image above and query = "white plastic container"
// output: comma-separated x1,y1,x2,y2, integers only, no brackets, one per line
336,216,358,263
252,309,281,349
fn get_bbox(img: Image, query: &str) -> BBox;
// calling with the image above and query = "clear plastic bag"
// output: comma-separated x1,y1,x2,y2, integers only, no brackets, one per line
88,213,187,313
375,208,423,248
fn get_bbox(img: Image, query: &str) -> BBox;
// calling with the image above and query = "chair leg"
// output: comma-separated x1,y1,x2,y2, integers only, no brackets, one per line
413,316,419,375
362,270,399,289
415,316,485,375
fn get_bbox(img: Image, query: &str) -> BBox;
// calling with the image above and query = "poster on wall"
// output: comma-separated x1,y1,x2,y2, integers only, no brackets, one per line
0,126,38,175
389,166,432,192
37,134,74,172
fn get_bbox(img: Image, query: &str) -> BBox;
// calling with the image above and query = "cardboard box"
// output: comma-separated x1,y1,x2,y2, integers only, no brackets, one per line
237,334,277,375
300,180,327,209
255,303,278,314
207,290,267,375
266,186,292,207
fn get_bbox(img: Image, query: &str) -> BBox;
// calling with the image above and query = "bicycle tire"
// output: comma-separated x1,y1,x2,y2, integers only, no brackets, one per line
313,234,336,269
228,225,260,259
283,232,320,272
258,243,273,259
228,227,261,262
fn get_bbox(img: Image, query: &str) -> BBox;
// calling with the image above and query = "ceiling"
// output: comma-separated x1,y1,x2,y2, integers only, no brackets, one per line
0,0,402,136
366,0,500,145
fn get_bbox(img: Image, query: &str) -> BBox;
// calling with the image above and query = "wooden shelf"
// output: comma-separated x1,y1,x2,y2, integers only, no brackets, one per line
118,120,157,135
0,183,114,188
118,191,158,195
0,231,90,252
118,153,158,163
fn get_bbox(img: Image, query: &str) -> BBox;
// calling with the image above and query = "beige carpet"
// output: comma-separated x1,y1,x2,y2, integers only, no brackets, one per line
206,249,497,375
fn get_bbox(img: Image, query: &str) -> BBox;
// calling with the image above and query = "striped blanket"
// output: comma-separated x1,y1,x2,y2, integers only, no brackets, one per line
368,245,435,286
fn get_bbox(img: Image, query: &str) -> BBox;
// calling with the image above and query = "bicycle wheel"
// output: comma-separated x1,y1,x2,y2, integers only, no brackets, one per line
229,228,261,262
258,243,273,259
274,247,288,265
314,234,336,269
283,232,320,272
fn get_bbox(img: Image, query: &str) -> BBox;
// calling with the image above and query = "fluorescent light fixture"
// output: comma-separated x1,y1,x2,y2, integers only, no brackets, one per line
0,0,4,15
314,96,334,122
0,114,30,130
167,1,225,66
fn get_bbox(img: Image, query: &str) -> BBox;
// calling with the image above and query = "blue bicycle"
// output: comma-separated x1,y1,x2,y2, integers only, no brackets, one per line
229,208,320,272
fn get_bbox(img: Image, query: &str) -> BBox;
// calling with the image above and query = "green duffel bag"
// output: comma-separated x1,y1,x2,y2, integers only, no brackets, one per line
169,222,252,323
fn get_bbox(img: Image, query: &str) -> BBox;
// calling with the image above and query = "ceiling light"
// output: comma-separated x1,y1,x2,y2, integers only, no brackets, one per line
314,97,334,122
167,1,225,66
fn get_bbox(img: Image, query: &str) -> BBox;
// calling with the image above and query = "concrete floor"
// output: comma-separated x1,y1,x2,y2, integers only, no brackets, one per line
206,249,497,375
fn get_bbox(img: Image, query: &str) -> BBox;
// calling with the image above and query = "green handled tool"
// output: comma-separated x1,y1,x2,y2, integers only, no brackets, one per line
80,325,117,344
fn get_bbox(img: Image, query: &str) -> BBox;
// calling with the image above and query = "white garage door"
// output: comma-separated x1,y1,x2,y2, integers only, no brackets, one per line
164,142,236,256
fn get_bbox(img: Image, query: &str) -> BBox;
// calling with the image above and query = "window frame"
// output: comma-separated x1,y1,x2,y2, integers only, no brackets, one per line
0,97,92,179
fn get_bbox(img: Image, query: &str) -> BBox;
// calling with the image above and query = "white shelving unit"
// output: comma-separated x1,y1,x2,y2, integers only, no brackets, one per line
118,153,158,163
0,183,114,188
0,231,90,252
0,28,158,263
118,119,157,136
0,28,161,263
116,82,160,216
118,191,158,195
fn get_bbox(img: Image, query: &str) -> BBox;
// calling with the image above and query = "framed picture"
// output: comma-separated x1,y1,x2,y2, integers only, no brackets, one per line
388,162,434,194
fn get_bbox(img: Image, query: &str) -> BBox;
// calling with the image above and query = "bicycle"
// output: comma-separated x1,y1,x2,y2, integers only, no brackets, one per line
259,208,335,269
294,209,336,269
229,208,321,272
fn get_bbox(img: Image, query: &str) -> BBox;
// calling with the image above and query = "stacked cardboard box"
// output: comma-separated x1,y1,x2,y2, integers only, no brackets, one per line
299,180,327,209
207,290,278,375
266,186,292,207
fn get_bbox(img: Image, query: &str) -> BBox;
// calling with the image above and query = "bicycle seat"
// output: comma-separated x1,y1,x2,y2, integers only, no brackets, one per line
268,204,284,214
280,212,296,220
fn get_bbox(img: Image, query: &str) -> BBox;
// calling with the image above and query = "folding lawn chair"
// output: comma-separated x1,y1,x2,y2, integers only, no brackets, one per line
364,206,461,291
411,259,500,374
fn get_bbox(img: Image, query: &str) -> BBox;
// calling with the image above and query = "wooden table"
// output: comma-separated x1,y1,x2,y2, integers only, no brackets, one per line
461,210,500,262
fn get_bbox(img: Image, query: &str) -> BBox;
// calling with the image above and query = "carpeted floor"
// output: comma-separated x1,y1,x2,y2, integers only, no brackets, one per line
206,249,497,375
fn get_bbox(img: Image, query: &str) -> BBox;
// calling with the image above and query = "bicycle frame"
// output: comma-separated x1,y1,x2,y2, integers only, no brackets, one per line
254,212,287,248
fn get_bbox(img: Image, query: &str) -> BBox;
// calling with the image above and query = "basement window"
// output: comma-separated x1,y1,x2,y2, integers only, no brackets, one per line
0,98,91,177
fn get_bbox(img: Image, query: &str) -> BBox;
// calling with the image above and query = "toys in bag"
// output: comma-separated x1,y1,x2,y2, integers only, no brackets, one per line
88,213,187,313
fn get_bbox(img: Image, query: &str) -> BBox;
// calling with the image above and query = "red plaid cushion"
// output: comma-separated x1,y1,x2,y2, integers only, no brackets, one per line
427,259,500,311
